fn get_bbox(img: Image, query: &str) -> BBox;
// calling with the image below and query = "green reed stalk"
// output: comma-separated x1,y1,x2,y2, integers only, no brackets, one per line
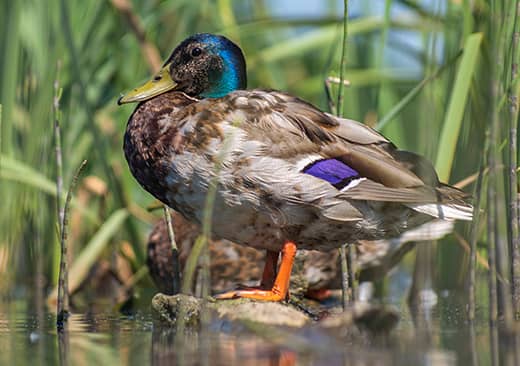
163,206,181,295
336,0,354,308
507,0,520,315
339,245,350,307
347,245,356,302
336,0,349,117
0,2,19,158
54,66,67,328
54,63,66,327
57,159,87,329
485,2,515,360
435,33,483,181
492,0,515,329
486,153,499,365
374,0,395,130
468,163,484,320
54,62,64,239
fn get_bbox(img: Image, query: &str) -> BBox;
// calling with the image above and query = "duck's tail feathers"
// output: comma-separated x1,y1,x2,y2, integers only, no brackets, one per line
405,202,473,221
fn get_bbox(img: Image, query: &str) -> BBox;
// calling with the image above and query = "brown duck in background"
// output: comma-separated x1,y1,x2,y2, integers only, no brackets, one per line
147,211,455,298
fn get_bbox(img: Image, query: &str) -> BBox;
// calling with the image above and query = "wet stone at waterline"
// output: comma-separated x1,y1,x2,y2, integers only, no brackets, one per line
151,293,399,334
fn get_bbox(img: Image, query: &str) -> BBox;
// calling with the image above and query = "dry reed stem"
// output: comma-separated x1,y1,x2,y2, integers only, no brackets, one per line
110,0,162,73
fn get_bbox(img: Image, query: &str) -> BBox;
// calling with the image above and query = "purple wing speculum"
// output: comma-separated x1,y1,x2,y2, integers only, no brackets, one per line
302,158,361,189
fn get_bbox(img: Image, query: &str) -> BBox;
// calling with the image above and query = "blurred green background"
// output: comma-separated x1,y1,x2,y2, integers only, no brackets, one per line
0,0,517,319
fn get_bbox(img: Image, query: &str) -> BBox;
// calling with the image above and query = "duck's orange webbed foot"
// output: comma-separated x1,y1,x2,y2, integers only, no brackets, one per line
215,241,296,302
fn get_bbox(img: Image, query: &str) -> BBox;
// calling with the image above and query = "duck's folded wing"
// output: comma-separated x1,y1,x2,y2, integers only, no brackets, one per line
222,90,472,219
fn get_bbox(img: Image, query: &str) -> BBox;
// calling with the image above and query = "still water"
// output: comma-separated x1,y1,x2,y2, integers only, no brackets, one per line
0,290,517,366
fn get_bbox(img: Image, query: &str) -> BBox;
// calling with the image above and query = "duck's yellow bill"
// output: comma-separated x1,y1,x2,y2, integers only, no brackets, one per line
118,65,177,105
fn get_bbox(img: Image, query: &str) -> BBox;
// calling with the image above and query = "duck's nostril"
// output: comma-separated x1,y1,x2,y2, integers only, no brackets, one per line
153,75,162,81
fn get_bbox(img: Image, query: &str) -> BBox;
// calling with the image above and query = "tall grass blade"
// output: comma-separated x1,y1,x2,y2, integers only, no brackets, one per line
435,33,483,182
376,51,461,131
1,155,62,195
0,2,20,157
0,155,99,224
252,16,438,67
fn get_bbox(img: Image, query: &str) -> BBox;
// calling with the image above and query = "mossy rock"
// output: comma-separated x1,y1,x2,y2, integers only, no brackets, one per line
152,292,398,335
152,293,309,328
152,293,202,327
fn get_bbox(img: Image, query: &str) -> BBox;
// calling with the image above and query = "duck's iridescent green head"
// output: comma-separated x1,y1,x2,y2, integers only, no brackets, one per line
118,34,246,104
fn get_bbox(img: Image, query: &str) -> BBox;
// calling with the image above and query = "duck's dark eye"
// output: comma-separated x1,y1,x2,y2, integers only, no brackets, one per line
191,47,202,57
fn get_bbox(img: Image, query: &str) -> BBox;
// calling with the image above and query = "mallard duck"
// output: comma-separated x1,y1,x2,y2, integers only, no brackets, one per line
119,33,472,301
147,211,454,298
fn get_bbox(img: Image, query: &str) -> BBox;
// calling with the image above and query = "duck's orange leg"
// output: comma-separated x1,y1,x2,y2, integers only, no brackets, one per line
260,250,280,287
233,249,278,290
215,241,296,301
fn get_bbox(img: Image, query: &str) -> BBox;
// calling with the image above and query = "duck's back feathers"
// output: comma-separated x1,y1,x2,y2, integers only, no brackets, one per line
219,90,472,219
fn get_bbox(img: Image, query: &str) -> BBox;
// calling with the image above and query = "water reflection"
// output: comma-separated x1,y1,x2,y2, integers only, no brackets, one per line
0,295,519,365
57,328,69,366
150,324,391,366
151,327,301,366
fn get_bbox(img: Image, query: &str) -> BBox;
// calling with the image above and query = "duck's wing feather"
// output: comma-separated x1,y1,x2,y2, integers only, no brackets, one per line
226,90,432,185
192,90,471,220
